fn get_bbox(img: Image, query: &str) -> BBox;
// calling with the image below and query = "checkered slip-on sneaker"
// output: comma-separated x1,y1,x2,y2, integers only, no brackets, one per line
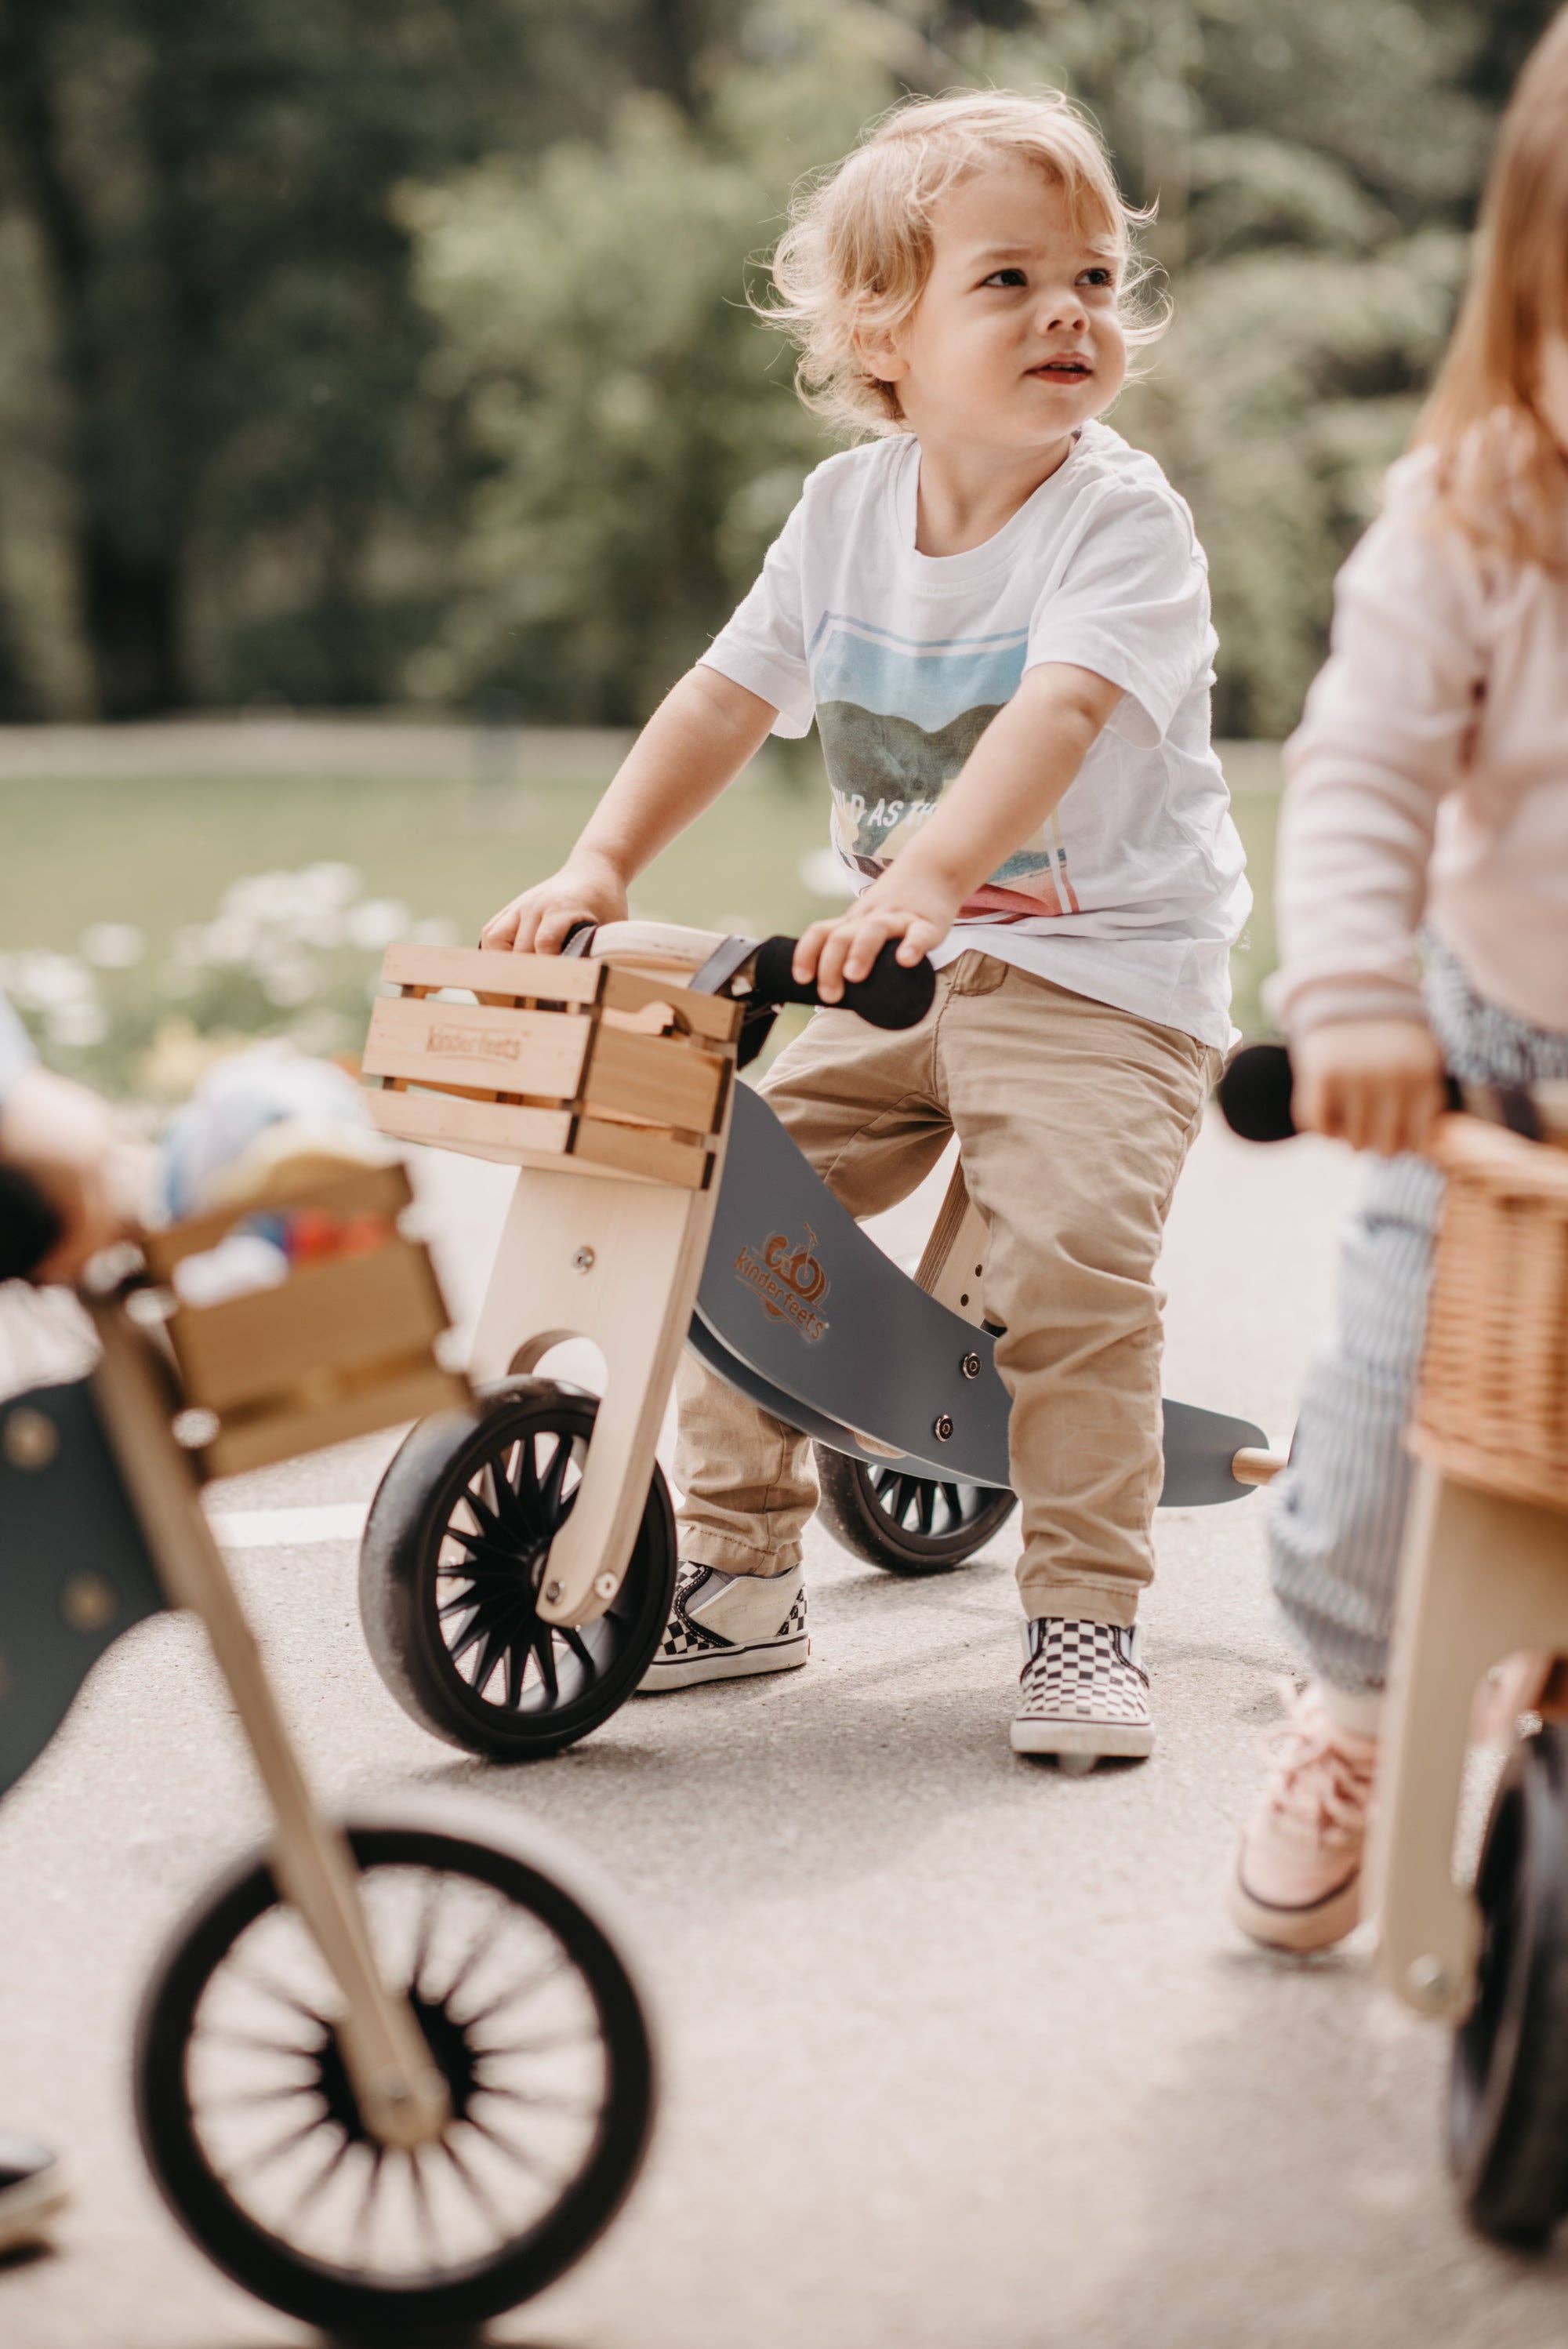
1011,1617,1153,1766
637,1562,810,1693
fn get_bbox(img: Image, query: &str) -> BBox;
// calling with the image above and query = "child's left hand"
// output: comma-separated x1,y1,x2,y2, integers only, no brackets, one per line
792,866,964,1001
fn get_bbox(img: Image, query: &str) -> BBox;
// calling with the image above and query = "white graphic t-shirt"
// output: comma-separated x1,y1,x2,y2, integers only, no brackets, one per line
700,421,1250,1048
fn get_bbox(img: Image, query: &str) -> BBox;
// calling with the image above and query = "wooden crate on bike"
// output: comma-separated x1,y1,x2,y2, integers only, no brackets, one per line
361,942,743,1191
140,1161,467,1479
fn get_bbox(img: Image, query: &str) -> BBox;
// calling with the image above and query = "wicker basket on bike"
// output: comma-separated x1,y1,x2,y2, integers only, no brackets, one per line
1411,1116,1568,1516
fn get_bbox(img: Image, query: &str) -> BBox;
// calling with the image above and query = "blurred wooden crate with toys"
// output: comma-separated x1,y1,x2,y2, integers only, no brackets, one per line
361,942,744,1191
140,1160,467,1479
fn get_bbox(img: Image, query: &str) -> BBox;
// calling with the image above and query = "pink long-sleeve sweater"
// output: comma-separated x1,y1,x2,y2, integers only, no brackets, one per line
1271,448,1568,1040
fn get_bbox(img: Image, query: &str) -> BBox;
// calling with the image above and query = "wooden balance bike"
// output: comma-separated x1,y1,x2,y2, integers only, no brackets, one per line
0,1158,654,2336
1223,1043,1568,2248
354,920,1279,1764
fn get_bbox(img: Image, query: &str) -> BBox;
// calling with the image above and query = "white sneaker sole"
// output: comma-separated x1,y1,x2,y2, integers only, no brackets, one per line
0,2166,68,2254
1011,1717,1154,1763
637,1633,810,1694
1229,1864,1362,1955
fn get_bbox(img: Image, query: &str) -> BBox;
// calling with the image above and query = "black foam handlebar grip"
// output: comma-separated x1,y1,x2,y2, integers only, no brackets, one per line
0,1165,64,1280
1217,1043,1299,1142
752,935,937,1031
1218,1040,1463,1143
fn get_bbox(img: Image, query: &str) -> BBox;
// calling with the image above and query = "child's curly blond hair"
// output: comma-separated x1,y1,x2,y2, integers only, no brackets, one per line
762,89,1163,438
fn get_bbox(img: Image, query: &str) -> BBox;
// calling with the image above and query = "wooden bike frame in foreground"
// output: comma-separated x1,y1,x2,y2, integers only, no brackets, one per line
38,1165,470,2148
1367,1113,1568,2021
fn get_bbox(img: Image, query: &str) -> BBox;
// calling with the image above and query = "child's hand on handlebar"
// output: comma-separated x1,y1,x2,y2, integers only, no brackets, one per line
1292,1018,1447,1156
793,866,961,1004
480,855,630,955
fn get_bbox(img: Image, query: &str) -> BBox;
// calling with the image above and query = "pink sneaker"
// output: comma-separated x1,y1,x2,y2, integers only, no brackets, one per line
1231,1681,1378,1954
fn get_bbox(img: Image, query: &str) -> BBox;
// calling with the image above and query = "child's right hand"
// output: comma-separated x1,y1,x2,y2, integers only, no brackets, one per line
1291,1017,1446,1156
0,1065,147,1280
480,854,630,954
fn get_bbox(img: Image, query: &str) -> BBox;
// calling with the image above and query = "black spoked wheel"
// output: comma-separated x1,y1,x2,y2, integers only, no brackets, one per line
135,1809,655,2339
360,1378,677,1761
812,1443,1016,1576
1450,1723,1568,2246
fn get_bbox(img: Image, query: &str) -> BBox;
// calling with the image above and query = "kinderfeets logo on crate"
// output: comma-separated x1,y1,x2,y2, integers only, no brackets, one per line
426,1022,524,1062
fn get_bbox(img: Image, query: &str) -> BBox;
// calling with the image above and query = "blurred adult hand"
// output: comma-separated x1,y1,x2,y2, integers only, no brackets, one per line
0,1065,145,1282
479,851,630,954
1292,1018,1446,1156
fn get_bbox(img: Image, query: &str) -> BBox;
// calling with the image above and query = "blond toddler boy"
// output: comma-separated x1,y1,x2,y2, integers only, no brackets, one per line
485,90,1249,1766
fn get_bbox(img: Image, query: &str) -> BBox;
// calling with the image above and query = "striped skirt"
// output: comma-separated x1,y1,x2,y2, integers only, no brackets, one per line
1269,936,1568,1694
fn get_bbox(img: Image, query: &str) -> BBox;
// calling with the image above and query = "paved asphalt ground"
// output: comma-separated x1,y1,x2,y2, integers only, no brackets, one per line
5,1114,1568,2349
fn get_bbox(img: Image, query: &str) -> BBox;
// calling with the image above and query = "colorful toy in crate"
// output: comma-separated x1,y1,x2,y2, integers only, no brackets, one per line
0,1102,655,2335
351,921,1282,1765
1224,1044,1568,2249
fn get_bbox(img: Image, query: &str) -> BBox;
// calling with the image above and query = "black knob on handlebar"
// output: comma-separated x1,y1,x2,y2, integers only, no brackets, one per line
0,1165,64,1280
751,935,936,1030
1218,1040,1465,1143
1217,1043,1300,1142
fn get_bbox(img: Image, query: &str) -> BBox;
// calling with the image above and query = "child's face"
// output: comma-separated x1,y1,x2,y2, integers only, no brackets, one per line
870,158,1127,455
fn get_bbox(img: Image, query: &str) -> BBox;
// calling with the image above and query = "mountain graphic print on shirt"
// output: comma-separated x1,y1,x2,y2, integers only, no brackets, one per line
813,615,1080,919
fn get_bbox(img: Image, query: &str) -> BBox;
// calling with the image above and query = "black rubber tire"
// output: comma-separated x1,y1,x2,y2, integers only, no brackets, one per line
135,1817,655,2339
811,1443,1016,1576
359,1379,677,1761
1450,1725,1568,2246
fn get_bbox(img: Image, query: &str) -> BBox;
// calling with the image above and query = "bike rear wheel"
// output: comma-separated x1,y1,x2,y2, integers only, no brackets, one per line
812,1444,1015,1576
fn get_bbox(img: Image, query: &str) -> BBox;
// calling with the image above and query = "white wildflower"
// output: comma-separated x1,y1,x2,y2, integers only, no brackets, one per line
220,872,300,926
344,898,412,951
289,907,347,951
259,960,318,1008
79,921,146,970
45,997,109,1050
7,950,96,1010
200,916,261,968
297,862,362,908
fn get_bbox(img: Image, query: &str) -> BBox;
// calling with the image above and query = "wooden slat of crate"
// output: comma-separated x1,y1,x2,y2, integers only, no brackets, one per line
599,964,742,1041
363,995,591,1098
368,1090,575,1160
143,1163,414,1280
379,942,604,1004
169,1241,448,1414
571,1115,711,1189
581,1022,726,1135
202,1360,470,1479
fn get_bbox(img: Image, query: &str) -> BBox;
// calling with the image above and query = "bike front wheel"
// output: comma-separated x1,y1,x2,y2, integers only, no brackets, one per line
1450,1724,1568,2246
135,1804,655,2337
360,1378,677,1760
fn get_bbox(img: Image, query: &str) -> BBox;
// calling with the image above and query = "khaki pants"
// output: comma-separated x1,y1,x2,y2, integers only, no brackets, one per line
675,953,1221,1625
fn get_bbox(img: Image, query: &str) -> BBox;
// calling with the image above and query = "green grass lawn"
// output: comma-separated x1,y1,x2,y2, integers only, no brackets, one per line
0,736,1280,1095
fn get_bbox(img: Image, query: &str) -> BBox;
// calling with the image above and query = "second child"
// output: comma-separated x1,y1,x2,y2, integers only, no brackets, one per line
1233,13,1568,1947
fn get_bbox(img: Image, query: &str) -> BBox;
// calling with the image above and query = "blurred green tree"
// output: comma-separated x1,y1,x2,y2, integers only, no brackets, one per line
0,0,639,716
406,0,1519,733
0,0,1548,728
